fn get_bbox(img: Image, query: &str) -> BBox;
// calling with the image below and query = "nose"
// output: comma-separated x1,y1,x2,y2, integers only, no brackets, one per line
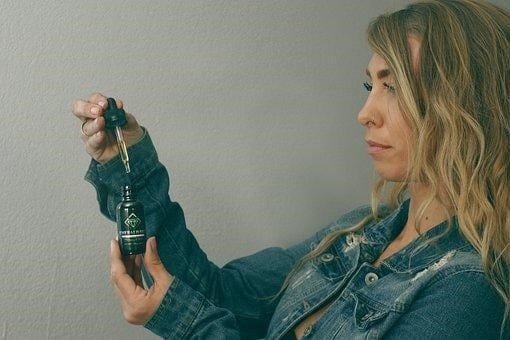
357,95,380,127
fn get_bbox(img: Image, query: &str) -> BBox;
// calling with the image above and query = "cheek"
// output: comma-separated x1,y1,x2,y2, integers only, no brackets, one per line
400,128,414,161
393,128,413,171
375,124,412,181
389,132,413,181
389,111,413,151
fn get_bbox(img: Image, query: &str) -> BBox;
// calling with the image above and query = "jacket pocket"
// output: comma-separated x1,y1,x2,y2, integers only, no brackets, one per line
352,292,390,330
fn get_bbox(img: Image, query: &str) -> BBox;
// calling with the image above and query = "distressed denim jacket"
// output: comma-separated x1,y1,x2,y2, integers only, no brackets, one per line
85,131,506,339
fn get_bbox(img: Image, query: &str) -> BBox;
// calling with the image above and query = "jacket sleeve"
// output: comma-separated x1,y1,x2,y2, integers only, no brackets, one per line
85,130,312,338
384,270,507,340
144,276,242,340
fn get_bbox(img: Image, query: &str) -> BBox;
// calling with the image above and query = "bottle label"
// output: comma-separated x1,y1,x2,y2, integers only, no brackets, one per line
118,211,146,255
124,213,142,230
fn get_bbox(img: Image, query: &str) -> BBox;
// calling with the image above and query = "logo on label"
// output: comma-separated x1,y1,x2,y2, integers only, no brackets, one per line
124,213,141,230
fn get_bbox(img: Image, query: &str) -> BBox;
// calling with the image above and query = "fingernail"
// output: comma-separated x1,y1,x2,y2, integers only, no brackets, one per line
150,237,157,251
98,100,107,108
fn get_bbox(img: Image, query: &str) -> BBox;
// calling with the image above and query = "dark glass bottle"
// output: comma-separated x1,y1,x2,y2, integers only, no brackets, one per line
116,185,146,255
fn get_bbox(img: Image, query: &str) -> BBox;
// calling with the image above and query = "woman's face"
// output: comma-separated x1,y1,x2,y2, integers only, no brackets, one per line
357,50,415,182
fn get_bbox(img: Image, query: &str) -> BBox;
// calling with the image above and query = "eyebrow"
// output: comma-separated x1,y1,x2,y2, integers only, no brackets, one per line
365,68,391,79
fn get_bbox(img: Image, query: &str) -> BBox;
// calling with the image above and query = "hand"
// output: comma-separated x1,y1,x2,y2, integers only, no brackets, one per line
110,237,173,325
72,92,144,164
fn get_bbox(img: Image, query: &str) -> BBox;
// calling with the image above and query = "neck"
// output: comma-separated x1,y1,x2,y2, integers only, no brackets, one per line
401,183,451,240
371,183,452,267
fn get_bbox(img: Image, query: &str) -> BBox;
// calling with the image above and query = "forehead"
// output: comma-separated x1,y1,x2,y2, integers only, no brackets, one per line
367,53,388,69
366,36,421,77
366,53,390,78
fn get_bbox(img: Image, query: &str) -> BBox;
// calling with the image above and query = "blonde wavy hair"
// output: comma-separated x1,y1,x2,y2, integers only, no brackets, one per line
281,0,510,334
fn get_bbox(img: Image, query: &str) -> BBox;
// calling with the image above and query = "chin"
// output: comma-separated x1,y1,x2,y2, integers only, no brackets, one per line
374,166,407,182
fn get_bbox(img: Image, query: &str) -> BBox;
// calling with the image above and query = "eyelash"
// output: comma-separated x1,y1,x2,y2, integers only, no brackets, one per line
362,81,396,93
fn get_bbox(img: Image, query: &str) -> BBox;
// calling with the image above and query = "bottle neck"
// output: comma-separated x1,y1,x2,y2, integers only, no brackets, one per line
121,186,136,201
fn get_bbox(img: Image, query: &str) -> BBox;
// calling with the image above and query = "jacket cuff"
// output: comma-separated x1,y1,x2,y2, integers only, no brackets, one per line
144,277,205,339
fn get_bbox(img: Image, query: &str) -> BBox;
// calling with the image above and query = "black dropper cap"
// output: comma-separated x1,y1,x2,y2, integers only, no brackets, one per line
104,97,127,130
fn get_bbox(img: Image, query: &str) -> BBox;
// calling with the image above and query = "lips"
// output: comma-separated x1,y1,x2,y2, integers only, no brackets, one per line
366,139,391,154
367,140,391,148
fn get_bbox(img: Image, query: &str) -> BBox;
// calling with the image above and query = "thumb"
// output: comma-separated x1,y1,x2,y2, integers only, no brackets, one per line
144,237,171,284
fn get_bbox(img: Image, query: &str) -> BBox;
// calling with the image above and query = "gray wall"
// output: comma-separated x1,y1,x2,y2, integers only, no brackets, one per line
1,0,507,339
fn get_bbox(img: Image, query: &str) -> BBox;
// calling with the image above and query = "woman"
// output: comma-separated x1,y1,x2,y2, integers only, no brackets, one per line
73,0,509,338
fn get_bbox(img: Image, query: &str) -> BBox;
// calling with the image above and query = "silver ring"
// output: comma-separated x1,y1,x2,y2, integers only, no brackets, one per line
81,120,92,137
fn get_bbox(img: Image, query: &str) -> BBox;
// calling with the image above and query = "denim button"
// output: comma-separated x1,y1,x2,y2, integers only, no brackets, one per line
364,272,378,285
320,253,334,263
303,325,312,336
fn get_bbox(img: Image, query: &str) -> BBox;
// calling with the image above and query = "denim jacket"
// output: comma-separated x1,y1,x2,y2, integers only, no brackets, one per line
85,131,506,339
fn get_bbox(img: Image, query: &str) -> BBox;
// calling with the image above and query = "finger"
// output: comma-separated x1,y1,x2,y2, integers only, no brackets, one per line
143,237,170,283
84,130,107,156
80,116,106,141
72,99,105,122
132,266,143,287
124,254,144,286
88,92,108,108
71,92,108,122
110,239,128,276
84,125,109,147
110,239,137,296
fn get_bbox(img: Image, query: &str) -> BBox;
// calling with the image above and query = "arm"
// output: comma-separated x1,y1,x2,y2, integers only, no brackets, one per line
73,93,308,337
83,118,312,338
384,270,507,339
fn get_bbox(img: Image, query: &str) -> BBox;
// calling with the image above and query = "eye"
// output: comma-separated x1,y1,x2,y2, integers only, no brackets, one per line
363,81,373,92
383,82,396,92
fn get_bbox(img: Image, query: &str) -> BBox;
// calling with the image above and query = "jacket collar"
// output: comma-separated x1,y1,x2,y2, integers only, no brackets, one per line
360,199,474,273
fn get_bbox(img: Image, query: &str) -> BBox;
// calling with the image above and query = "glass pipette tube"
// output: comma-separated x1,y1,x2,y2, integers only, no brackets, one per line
113,126,130,173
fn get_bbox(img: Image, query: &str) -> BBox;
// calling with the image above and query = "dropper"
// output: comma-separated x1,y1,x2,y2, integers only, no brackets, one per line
104,97,131,173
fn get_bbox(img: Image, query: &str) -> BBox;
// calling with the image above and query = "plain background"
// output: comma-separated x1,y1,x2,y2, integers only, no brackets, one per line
0,0,507,339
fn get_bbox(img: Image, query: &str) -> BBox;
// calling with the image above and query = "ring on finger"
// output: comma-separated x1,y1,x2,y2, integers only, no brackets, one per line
81,120,92,137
